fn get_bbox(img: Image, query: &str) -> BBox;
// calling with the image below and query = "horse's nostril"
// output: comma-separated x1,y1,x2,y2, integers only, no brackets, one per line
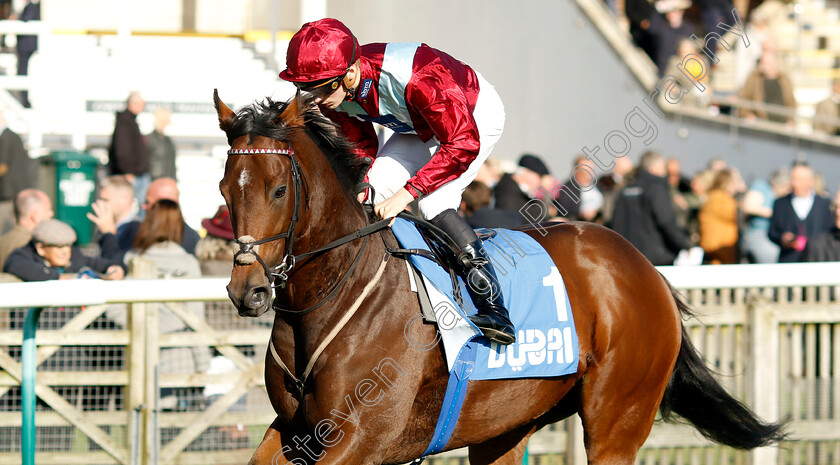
248,287,269,308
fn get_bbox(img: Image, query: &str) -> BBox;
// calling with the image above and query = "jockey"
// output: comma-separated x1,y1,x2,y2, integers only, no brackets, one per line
279,18,515,345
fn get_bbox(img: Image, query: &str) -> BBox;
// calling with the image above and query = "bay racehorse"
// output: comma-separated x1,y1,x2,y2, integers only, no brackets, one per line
214,91,785,465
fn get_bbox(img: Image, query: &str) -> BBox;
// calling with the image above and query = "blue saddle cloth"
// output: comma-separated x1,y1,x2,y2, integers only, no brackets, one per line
391,218,579,380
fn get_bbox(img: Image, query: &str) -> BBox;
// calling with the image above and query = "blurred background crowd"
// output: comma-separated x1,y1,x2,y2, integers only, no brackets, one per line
5,141,838,287
0,0,839,283
458,151,839,267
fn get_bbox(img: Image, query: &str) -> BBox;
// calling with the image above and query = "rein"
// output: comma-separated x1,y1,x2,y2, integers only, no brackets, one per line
229,144,396,399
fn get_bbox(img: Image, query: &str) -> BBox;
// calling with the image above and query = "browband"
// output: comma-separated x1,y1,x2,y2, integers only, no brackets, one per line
228,148,294,156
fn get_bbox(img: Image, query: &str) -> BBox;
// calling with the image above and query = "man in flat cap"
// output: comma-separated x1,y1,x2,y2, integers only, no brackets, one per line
4,218,125,281
0,188,52,272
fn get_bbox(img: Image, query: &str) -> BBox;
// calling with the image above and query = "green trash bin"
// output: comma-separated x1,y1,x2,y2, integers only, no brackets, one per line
39,151,99,246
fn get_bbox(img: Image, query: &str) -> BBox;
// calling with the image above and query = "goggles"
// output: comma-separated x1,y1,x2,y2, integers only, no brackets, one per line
293,73,346,98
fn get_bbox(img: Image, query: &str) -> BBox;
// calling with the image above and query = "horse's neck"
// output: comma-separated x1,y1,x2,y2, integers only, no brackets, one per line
275,161,383,343
270,229,399,371
269,144,410,373
295,148,369,252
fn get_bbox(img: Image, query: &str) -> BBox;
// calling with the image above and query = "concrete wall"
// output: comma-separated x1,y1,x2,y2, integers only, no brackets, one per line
327,0,651,181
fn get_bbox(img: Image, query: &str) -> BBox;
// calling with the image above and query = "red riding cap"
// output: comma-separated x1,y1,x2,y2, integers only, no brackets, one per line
279,18,360,83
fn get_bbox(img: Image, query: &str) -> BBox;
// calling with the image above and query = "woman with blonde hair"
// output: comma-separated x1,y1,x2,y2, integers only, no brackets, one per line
699,169,741,264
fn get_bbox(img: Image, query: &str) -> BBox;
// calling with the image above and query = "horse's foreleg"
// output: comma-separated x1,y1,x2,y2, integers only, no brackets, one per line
249,418,314,465
467,424,536,465
249,416,391,465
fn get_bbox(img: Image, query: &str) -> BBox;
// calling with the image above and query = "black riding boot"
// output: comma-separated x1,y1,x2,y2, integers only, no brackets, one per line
430,209,516,345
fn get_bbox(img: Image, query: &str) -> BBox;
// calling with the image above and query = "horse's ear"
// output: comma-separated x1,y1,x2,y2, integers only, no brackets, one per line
277,91,306,128
214,89,235,135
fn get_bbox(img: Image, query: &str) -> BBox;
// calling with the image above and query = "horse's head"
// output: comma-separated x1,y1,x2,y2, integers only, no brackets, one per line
214,90,365,317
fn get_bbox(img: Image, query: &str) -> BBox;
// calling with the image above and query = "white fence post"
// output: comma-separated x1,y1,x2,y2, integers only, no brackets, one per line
130,258,160,465
747,295,780,465
128,300,146,465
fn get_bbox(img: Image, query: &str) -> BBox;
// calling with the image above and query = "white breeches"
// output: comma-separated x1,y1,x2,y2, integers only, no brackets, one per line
366,73,505,220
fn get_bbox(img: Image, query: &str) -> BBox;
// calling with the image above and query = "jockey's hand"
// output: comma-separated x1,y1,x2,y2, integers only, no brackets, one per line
374,188,414,220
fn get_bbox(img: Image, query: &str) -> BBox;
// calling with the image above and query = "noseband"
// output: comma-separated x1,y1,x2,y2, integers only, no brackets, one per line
228,146,392,315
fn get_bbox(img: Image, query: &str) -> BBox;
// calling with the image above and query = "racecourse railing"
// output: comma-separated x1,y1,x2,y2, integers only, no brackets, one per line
2,262,840,465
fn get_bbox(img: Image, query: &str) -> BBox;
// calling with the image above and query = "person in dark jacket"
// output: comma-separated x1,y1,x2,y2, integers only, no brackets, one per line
801,190,839,263
769,163,833,263
611,150,692,265
4,219,125,281
598,156,634,227
626,0,658,66
109,92,149,206
147,108,177,180
802,226,840,262
461,181,523,229
695,0,734,57
12,0,39,107
494,153,551,213
647,0,695,76
0,110,35,234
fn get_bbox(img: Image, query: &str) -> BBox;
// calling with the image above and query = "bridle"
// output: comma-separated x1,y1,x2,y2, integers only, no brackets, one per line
229,146,304,285
228,146,391,315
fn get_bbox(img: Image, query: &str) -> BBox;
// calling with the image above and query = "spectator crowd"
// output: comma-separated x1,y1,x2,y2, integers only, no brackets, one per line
620,0,840,133
3,3,838,456
1,176,232,283
2,149,838,284
2,3,840,278
458,151,840,266
0,14,838,443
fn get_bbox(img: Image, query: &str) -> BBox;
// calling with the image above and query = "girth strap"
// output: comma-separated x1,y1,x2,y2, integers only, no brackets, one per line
268,252,391,399
410,341,478,464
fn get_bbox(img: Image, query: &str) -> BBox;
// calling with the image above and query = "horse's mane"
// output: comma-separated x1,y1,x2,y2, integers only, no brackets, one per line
226,96,365,194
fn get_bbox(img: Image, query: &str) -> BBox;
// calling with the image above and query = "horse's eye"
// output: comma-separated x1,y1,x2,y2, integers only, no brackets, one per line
274,186,287,199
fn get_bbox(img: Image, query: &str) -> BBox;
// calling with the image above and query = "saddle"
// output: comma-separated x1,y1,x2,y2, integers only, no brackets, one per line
372,207,496,314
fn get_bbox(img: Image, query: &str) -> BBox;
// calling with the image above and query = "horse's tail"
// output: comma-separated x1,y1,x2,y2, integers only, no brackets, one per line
658,282,788,449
